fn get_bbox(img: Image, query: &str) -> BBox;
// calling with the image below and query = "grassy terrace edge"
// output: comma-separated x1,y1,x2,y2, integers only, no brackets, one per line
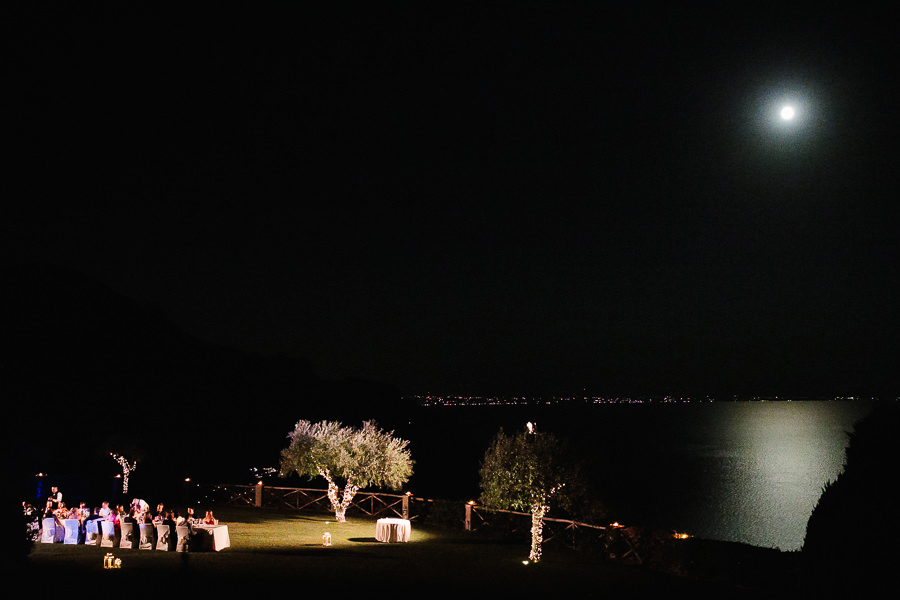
18,506,799,599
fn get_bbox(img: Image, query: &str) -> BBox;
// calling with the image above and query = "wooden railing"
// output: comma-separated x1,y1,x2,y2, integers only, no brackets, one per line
205,483,425,520
464,502,644,562
204,484,651,562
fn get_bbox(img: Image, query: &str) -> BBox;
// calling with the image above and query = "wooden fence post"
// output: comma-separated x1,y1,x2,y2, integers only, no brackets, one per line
402,493,409,519
465,502,473,531
255,482,263,507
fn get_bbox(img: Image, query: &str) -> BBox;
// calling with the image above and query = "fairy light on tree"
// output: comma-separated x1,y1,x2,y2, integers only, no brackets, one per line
280,420,413,523
479,423,583,563
111,453,138,493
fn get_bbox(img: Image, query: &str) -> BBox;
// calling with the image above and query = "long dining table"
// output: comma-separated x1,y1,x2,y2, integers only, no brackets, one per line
41,519,230,552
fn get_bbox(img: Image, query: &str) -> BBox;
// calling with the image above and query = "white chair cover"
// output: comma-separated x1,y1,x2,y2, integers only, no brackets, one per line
175,525,191,552
119,521,134,548
138,523,155,549
85,519,100,545
41,518,63,543
155,523,173,551
63,519,81,544
100,520,117,547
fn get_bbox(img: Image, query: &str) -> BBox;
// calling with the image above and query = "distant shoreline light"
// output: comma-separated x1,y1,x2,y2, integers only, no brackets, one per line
408,395,870,407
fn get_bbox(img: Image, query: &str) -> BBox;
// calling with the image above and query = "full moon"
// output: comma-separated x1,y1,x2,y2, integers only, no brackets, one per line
780,105,796,120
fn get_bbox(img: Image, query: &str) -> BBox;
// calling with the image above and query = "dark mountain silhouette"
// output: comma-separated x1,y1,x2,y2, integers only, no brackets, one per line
1,263,408,495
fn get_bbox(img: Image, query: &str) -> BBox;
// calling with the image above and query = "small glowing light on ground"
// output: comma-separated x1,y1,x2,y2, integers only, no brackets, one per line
780,105,795,120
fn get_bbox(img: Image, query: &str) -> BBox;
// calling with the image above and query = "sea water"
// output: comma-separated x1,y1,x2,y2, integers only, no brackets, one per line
399,399,877,550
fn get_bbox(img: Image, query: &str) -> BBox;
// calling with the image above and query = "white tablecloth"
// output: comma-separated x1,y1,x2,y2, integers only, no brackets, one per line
191,524,230,551
375,518,410,543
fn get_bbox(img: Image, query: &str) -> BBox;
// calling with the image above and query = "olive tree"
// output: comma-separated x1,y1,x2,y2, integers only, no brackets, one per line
479,423,581,563
280,420,413,522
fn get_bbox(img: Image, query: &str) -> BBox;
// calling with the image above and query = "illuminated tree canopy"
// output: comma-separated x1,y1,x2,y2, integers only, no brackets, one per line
479,424,582,562
280,420,413,522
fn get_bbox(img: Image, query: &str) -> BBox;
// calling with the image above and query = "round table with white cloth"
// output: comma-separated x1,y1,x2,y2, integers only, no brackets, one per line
375,518,410,543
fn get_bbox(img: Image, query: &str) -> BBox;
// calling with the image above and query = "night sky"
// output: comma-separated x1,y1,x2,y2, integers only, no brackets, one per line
6,4,898,398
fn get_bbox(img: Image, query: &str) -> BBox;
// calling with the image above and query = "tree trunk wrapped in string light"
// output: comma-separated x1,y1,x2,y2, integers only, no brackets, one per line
280,420,413,523
111,453,138,494
479,423,581,563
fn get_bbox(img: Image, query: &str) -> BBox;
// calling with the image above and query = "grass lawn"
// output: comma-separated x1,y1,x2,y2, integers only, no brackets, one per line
18,507,794,598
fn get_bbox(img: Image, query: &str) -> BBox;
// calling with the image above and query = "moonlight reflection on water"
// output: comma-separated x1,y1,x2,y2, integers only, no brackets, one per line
404,399,876,550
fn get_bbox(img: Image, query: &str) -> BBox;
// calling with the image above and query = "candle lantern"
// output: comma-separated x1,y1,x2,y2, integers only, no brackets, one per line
104,553,114,569
322,532,332,546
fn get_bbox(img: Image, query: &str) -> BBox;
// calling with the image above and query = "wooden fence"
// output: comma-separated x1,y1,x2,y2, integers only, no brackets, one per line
206,483,425,520
464,502,645,562
205,484,651,563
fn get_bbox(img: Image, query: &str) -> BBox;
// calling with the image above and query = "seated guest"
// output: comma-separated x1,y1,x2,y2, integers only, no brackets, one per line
177,507,196,526
42,499,55,519
202,510,217,525
24,502,41,542
162,510,178,535
132,498,150,519
153,503,166,523
99,501,111,518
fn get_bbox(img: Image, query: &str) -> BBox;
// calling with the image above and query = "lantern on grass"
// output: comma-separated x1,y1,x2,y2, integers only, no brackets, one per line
322,522,332,546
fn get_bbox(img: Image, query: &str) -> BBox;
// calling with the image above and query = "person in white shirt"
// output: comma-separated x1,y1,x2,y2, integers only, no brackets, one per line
131,498,150,517
48,486,62,509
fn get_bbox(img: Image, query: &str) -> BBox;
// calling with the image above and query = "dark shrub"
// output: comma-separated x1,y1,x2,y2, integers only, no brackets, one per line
800,402,899,598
